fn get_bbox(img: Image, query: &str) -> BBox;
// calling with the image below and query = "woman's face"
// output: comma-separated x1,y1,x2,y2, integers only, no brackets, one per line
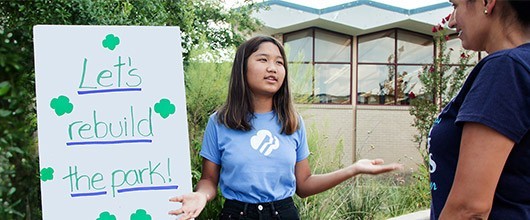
246,42,286,98
448,0,490,51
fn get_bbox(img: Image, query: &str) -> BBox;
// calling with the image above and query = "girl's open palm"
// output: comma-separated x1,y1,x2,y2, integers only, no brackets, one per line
168,192,208,220
353,159,402,175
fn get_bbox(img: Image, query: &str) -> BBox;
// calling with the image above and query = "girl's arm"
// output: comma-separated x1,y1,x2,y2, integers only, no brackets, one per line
440,122,514,219
295,157,401,198
169,159,220,219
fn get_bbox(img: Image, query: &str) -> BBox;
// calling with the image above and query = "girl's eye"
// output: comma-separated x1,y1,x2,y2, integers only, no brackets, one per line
276,61,284,65
258,58,267,62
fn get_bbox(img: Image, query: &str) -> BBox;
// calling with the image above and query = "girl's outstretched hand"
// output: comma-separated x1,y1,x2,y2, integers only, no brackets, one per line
168,192,208,220
353,159,403,175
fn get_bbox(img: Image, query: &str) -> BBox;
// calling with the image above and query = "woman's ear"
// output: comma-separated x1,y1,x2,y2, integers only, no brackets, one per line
484,0,497,15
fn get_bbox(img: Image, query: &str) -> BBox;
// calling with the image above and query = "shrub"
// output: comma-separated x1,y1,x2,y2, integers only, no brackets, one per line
184,46,231,219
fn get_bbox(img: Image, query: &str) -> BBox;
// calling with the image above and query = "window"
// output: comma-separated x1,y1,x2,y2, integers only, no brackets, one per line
357,29,434,105
284,28,352,104
439,34,482,103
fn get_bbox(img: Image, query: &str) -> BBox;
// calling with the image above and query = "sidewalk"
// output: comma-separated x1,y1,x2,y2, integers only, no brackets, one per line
387,209,430,220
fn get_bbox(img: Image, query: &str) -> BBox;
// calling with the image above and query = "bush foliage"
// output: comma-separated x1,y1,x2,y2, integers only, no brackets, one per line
0,1,260,218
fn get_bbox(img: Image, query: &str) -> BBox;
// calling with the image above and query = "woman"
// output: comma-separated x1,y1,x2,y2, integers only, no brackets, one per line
429,0,530,219
169,36,401,219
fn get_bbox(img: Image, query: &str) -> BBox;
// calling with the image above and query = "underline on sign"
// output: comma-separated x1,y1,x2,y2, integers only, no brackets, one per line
66,139,153,146
77,88,142,95
118,185,179,193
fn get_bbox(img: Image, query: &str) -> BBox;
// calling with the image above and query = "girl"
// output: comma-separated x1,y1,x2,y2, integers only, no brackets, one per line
170,36,401,219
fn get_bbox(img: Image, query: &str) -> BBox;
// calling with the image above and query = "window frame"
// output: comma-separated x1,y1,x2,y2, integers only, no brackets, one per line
283,27,353,105
356,28,435,106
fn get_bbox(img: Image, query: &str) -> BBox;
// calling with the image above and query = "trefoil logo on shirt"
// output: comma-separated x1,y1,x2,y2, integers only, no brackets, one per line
250,130,280,156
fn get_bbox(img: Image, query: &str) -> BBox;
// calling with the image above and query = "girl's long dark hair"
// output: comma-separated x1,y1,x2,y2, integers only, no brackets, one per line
217,36,299,135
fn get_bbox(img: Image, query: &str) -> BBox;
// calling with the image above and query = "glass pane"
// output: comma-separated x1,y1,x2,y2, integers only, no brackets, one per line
445,37,480,65
479,51,488,61
289,63,314,103
442,65,473,103
314,64,351,104
357,64,395,105
358,30,395,63
315,30,351,62
397,31,434,64
396,66,425,105
284,30,312,62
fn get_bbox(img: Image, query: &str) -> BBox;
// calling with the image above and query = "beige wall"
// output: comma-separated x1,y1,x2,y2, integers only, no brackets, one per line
297,105,354,165
356,106,423,170
297,104,423,170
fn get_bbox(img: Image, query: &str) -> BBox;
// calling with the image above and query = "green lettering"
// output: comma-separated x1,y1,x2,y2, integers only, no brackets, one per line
79,58,96,89
138,107,153,137
126,57,141,87
109,121,124,138
92,173,105,190
114,56,125,87
97,70,113,87
68,121,83,140
149,161,165,184
93,110,108,138
78,123,93,139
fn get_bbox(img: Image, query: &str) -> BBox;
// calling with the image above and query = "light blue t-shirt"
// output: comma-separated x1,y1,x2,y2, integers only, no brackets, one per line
200,111,310,203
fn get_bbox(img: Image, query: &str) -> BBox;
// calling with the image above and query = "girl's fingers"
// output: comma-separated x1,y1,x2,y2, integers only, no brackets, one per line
183,211,196,220
168,208,184,215
371,158,384,165
169,196,183,202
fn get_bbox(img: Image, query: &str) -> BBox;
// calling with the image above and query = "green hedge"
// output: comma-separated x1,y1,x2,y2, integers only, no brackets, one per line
0,1,260,218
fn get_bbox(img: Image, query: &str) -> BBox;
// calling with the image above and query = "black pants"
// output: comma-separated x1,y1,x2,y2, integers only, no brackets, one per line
219,197,300,220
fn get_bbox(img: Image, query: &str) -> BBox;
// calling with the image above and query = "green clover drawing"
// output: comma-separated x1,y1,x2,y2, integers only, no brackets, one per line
97,211,117,220
40,167,54,182
102,34,120,51
50,95,74,116
154,98,176,119
130,209,151,220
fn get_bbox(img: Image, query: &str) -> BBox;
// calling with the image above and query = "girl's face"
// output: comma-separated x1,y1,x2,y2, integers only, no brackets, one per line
448,0,490,51
246,42,286,98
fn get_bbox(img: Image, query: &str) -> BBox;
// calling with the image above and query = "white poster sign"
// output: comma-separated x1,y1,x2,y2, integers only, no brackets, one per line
33,25,192,219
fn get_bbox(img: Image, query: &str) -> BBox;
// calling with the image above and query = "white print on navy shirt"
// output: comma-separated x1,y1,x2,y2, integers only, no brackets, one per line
250,130,280,156
428,117,440,191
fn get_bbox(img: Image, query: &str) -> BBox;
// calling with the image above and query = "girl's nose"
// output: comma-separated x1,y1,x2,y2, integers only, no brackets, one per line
267,63,277,73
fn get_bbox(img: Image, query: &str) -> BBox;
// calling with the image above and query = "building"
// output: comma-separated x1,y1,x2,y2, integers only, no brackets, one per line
251,0,482,169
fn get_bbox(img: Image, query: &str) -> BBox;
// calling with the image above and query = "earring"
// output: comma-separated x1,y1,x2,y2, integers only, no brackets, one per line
484,9,488,14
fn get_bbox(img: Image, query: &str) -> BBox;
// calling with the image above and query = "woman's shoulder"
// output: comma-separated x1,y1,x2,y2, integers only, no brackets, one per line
485,43,530,63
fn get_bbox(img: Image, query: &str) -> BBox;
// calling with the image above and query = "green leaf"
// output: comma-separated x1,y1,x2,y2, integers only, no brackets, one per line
8,147,24,154
0,81,11,96
0,109,12,117
8,187,16,196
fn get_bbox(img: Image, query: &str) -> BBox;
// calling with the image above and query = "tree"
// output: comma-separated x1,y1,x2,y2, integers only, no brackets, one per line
0,1,261,218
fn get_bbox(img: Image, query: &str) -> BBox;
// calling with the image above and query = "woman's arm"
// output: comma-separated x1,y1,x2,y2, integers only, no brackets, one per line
440,122,514,219
169,159,220,219
295,158,401,198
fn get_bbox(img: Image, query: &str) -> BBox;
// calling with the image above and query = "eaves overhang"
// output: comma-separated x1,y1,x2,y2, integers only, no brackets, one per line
252,0,455,36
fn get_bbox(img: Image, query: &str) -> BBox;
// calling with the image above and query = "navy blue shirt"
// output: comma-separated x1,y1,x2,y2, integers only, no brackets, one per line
429,43,530,219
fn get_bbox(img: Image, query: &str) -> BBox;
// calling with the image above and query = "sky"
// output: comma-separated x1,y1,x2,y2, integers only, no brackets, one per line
225,0,449,9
